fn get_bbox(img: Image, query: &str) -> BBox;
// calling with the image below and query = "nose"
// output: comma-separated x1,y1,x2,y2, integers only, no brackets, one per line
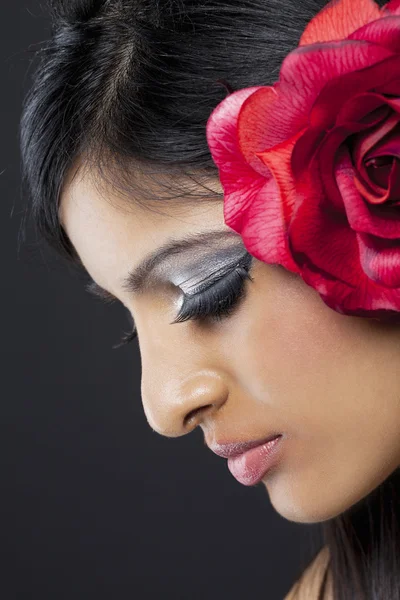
139,334,230,438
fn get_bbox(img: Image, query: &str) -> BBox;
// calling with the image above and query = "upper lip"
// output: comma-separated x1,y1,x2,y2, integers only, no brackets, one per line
207,433,282,459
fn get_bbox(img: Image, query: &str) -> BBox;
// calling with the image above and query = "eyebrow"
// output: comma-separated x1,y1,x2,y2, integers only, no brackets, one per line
85,229,241,302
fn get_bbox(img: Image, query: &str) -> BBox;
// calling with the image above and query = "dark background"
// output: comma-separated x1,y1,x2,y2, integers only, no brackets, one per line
1,2,322,598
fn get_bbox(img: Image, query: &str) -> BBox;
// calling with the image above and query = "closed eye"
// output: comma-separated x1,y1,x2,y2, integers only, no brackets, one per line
113,251,254,349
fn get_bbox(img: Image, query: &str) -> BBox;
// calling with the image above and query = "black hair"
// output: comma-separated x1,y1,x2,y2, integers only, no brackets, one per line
19,0,329,268
19,1,399,598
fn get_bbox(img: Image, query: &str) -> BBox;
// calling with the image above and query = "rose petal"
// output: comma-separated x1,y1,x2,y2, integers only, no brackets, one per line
299,0,381,46
221,163,271,233
375,79,400,95
336,150,400,237
363,124,400,203
354,167,390,202
235,176,300,273
296,123,373,213
236,87,282,171
279,40,394,144
287,168,361,287
234,42,394,165
354,112,399,162
209,110,301,273
256,131,305,224
299,264,357,310
308,53,399,130
310,266,400,315
206,86,277,234
291,127,327,178
354,164,400,204
366,157,395,189
367,124,400,160
357,231,400,286
206,86,269,177
385,98,400,115
244,133,305,273
363,158,400,204
336,93,388,127
352,112,400,201
301,252,400,315
349,15,400,52
382,0,400,16
317,126,355,212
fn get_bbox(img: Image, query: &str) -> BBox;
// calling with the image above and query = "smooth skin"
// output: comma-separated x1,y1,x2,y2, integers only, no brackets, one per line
60,163,400,527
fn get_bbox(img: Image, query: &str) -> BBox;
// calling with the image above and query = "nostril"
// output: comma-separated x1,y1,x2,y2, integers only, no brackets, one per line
184,404,214,429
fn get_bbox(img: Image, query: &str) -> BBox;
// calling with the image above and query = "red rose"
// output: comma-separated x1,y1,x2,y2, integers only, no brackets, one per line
206,0,400,320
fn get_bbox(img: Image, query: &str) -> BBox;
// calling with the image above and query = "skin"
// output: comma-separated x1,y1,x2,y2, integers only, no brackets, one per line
59,163,400,525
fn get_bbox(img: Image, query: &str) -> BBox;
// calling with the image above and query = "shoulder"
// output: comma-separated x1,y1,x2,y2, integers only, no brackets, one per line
284,546,331,600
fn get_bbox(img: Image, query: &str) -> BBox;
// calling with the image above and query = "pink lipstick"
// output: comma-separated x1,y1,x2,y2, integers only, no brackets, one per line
226,435,283,486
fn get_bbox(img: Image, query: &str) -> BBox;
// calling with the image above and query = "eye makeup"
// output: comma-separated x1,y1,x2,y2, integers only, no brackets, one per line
171,250,254,325
172,244,253,295
113,245,255,349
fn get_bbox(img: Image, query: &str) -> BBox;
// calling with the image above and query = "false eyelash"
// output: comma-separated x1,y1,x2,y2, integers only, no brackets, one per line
171,252,254,324
112,252,254,349
112,325,138,350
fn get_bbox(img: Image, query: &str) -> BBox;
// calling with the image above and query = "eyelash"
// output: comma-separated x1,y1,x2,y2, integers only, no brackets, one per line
112,252,254,349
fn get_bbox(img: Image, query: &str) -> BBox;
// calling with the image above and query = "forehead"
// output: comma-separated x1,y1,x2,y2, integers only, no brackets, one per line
59,166,226,301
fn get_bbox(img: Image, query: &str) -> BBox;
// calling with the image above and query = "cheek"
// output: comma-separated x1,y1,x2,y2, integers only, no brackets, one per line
217,263,400,522
223,263,400,440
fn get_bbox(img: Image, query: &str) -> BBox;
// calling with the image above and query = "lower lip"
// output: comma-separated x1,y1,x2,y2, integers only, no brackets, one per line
227,436,283,486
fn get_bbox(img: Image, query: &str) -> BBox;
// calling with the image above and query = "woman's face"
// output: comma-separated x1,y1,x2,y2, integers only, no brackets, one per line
60,166,400,524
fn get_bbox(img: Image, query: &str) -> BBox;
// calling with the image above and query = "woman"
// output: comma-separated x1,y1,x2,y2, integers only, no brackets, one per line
19,0,400,597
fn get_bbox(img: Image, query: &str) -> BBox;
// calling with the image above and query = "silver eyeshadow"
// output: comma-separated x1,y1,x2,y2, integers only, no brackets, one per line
119,229,242,296
86,230,248,304
168,243,250,296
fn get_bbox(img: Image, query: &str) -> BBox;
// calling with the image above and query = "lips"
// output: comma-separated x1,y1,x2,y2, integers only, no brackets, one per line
207,433,282,459
227,436,283,485
207,433,284,486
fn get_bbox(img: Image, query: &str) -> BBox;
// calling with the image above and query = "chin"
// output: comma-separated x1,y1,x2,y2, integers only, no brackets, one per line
260,471,374,525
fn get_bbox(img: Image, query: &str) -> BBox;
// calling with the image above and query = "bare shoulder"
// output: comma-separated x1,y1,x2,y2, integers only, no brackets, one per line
284,546,331,600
